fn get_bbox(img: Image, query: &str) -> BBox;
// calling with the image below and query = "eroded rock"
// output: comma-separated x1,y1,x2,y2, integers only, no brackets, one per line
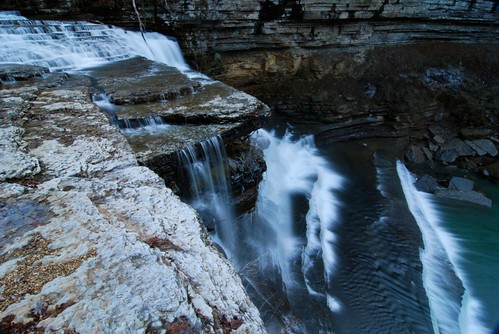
0,127,40,181
0,68,266,333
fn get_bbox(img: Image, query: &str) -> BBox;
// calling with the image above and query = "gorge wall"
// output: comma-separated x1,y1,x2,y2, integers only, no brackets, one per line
3,1,498,53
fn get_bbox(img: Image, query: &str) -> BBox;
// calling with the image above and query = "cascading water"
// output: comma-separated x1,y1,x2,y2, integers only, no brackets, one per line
230,129,344,331
0,10,209,136
397,161,489,334
177,135,236,254
0,10,204,79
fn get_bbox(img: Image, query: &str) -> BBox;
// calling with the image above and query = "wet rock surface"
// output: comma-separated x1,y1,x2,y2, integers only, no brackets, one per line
88,57,202,105
86,57,270,205
0,64,49,84
0,67,266,333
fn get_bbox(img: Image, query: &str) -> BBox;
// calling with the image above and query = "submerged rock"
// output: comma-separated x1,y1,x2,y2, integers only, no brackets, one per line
448,177,474,192
434,189,492,208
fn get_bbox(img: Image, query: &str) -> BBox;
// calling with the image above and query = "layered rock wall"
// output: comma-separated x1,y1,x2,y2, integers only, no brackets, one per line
2,1,497,56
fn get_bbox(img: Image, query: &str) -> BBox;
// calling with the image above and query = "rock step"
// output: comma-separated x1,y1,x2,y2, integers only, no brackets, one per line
88,57,201,105
114,81,269,125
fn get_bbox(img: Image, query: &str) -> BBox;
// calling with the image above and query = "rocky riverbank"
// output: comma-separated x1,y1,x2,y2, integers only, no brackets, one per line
0,64,267,333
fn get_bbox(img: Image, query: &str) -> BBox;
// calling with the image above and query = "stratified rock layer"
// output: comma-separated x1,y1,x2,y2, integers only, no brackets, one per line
5,1,497,55
0,68,266,333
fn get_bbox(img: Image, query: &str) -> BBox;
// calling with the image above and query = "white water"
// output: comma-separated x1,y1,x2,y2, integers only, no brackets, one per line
396,161,488,334
0,11,206,79
251,129,344,313
177,136,236,253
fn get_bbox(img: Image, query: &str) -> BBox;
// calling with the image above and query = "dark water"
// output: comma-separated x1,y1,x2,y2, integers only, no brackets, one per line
208,118,498,334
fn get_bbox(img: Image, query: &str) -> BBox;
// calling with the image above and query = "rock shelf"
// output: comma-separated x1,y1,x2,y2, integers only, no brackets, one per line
0,65,266,333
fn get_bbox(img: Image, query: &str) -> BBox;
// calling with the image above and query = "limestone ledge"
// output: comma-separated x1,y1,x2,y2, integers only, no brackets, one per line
0,68,266,333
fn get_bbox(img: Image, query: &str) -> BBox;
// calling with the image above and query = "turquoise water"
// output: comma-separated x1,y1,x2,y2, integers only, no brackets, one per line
433,179,499,332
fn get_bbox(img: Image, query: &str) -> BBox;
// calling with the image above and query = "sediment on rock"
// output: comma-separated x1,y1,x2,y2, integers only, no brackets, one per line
0,67,266,333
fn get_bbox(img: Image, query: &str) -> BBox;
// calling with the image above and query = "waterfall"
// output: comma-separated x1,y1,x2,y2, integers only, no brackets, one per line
0,11,194,75
177,135,236,253
248,129,344,313
396,161,488,334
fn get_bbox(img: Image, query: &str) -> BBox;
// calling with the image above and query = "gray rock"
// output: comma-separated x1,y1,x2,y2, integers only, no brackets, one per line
0,127,41,181
404,145,426,164
459,128,493,139
446,138,476,156
428,142,439,152
414,175,438,193
448,176,474,191
0,64,49,83
422,147,433,161
433,135,446,145
436,149,459,163
436,138,475,163
435,189,492,207
465,139,498,157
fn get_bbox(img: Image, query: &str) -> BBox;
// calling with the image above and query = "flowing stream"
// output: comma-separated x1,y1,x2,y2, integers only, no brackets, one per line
1,11,498,334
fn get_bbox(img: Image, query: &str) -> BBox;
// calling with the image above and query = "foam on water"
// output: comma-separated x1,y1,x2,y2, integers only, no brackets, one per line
251,129,343,312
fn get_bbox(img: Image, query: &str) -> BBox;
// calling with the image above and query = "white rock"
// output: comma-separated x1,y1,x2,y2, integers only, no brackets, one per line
0,126,41,181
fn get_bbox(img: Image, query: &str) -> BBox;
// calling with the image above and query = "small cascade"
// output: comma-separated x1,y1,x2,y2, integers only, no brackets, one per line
397,161,488,334
0,11,193,74
177,135,236,253
92,93,116,113
118,116,168,130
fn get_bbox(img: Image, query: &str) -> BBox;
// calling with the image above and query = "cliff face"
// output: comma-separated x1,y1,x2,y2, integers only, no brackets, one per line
158,0,498,56
3,1,497,55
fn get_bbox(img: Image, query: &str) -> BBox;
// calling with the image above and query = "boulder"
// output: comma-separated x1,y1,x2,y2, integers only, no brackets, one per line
414,175,438,193
435,189,492,208
435,149,460,163
448,177,474,191
404,145,426,164
436,138,475,163
464,139,498,157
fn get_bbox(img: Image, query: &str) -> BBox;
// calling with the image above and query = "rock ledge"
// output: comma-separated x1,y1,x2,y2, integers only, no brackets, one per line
0,67,266,333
